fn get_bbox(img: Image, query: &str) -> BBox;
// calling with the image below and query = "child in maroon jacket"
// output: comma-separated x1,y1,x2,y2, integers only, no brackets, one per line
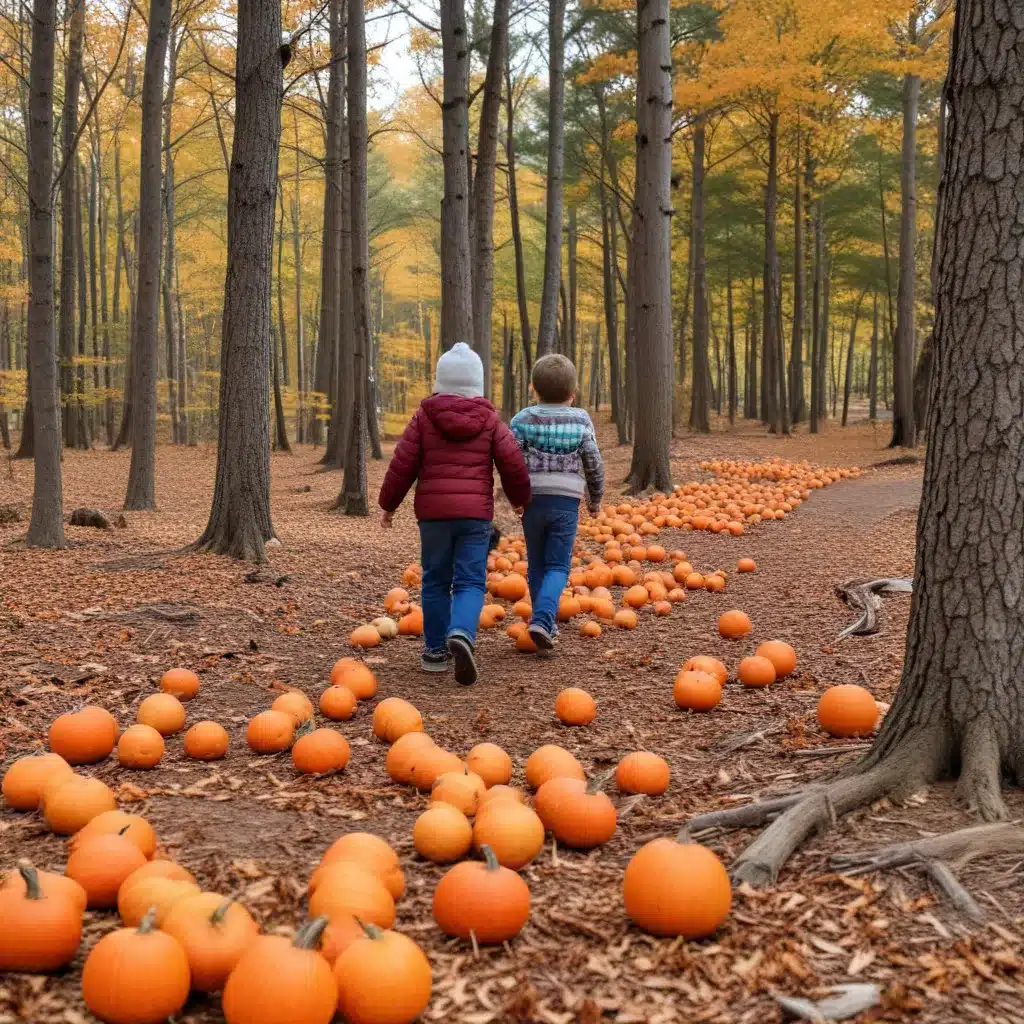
379,343,531,685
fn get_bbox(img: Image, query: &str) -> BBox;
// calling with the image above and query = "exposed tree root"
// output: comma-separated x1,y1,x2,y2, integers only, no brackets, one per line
680,791,808,840
836,578,913,639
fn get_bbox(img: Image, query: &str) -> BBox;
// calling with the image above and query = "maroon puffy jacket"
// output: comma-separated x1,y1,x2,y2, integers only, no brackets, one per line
378,395,531,521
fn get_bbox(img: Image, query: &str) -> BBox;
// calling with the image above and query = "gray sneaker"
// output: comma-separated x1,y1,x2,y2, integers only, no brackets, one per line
528,623,555,651
447,634,478,686
421,649,450,673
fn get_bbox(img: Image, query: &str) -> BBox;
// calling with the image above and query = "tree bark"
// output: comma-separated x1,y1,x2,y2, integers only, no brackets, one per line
891,68,919,448
689,118,710,433
625,0,673,493
440,0,473,350
162,28,180,445
763,111,788,434
820,265,831,423
124,0,170,508
505,59,533,392
790,130,805,423
470,0,509,394
272,324,290,452
26,0,63,546
535,0,566,358
195,0,284,559
869,291,879,420
745,277,758,419
567,205,578,370
726,241,737,425
75,159,88,442
842,290,865,427
291,117,305,443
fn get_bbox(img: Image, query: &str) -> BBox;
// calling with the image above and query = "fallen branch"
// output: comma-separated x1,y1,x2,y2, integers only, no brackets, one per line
836,578,913,639
789,744,871,760
679,792,807,840
919,857,985,924
716,725,784,753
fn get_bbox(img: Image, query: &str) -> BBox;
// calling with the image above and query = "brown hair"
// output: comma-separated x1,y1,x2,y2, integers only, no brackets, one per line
532,354,578,403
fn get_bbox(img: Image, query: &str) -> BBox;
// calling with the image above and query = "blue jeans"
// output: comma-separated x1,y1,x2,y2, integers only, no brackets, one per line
419,519,492,653
522,494,580,633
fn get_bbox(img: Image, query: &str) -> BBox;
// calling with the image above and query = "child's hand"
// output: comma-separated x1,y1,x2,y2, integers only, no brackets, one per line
379,510,394,529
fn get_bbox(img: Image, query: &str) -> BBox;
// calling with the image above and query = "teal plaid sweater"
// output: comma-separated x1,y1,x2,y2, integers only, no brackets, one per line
509,404,605,507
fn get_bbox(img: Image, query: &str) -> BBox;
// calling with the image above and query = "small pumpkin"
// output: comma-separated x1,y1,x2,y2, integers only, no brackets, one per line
48,706,117,765
120,859,197,893
817,684,879,737
371,616,398,640
471,801,545,869
623,585,649,608
554,687,597,726
317,832,405,901
613,608,638,630
351,624,382,648
71,810,157,859
738,655,776,688
272,690,315,724
42,775,117,834
465,742,512,788
246,710,295,754
329,659,378,700
673,671,722,712
433,845,530,944
82,909,191,1024
557,595,581,621
756,640,798,678
66,832,148,908
307,862,396,929
653,600,672,616
413,803,473,863
162,893,260,993
117,723,166,769
524,744,584,790
1,861,86,912
684,572,706,590
384,732,436,785
506,621,528,641
183,720,230,760
318,914,363,966
118,876,201,927
137,693,186,736
384,587,410,613
319,685,357,721
681,655,728,685
667,587,686,603
477,785,527,813
512,599,532,619
624,839,731,938
408,746,464,792
534,777,616,849
580,620,602,637
496,573,528,601
397,608,424,636
615,752,670,795
718,609,753,640
2,753,73,811
705,573,727,593
159,668,201,701
292,728,351,774
334,922,432,1024
372,697,424,744
430,770,486,816
737,557,757,572
0,863,83,972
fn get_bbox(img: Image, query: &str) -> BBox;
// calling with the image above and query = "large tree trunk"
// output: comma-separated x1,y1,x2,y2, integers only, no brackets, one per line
195,0,284,559
337,0,369,515
891,68,919,448
625,0,673,493
26,0,63,547
124,0,170,508
162,28,180,445
439,0,473,350
505,59,532,389
470,0,509,394
790,130,805,423
868,291,879,420
535,0,566,358
689,118,710,434
731,0,1024,887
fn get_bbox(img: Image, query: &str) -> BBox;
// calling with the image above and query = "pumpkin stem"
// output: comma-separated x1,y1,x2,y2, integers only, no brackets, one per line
210,897,234,926
118,824,131,836
480,844,501,872
137,906,159,934
293,916,330,950
354,916,383,940
295,719,314,741
17,863,42,900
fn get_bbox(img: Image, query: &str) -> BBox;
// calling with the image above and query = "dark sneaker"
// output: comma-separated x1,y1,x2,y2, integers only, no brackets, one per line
421,650,450,673
528,623,555,651
447,634,478,686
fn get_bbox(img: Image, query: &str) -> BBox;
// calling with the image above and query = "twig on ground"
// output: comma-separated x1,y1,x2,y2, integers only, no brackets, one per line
918,856,985,923
789,743,871,760
678,791,807,840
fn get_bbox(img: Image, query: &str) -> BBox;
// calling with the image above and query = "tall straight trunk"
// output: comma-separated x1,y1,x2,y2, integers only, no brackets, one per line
337,0,369,514
712,306,722,413
470,0,509,393
763,111,788,434
291,119,305,443
175,262,187,441
271,324,290,451
595,88,622,440
505,60,532,383
112,137,133,449
726,246,737,424
790,130,805,423
195,0,284,559
746,276,758,419
842,290,866,426
365,306,382,459
75,159,88,440
820,260,831,424
891,69,919,448
60,0,87,449
869,291,879,420
674,223,693,431
626,0,673,492
809,193,823,433
878,159,896,361
589,321,600,410
439,0,473,350
501,311,514,419
162,29,180,444
275,191,289,433
124,0,170,507
87,148,99,407
96,145,112,445
536,0,566,357
26,0,63,546
567,206,578,369
689,118,710,433
335,72,355,465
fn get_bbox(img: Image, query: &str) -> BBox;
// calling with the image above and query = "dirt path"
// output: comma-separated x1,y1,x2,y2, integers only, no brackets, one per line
2,428,1021,1024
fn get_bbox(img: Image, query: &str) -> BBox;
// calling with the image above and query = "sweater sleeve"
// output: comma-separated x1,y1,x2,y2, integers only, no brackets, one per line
492,418,532,508
378,410,423,513
579,416,605,508
508,409,527,449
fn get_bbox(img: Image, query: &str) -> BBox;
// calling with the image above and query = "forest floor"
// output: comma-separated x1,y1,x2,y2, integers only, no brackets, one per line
1,417,1022,1024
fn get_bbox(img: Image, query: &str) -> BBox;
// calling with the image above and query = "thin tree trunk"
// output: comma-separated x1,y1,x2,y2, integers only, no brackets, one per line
727,243,737,425
589,321,600,411
112,138,132,449
195,0,284,559
869,291,879,420
275,191,289,436
291,117,305,443
626,0,673,492
763,111,788,434
75,159,89,443
162,28,180,445
272,324,290,452
790,128,805,423
809,192,823,433
536,0,566,357
820,260,831,424
596,88,622,440
87,147,99,413
746,276,759,420
505,59,532,384
842,290,866,426
567,205,578,369
878,159,896,364
26,0,63,546
689,118,709,433
96,144,112,446
124,0,170,508
674,222,693,431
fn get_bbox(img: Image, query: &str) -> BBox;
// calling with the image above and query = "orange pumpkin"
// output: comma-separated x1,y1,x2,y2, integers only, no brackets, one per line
557,595,581,621
681,655,728,685
580,620,602,637
430,770,486,816
623,585,649,608
246,710,295,753
307,863,396,929
624,839,731,938
118,876,201,927
317,833,404,901
653,600,672,616
329,659,378,700
408,747,464,792
817,684,879,737
512,599,532,619
0,864,83,972
372,697,424,743
673,671,722,712
737,557,757,572
515,629,538,653
534,777,616,849
42,775,117,834
117,723,166,769
272,690,314,724
497,573,528,601
397,608,424,636
413,803,473,863
756,640,798,678
222,919,337,1024
319,685,357,721
433,845,530,943
554,687,597,726
718,609,753,639
524,744,585,789
48,707,117,765
65,833,148,908
121,859,197,893
2,753,73,811
292,728,351,774
615,752,670,795
477,784,528,812
472,801,545,869
82,910,191,1023
384,732,436,784
705,573,727,593
738,655,776,688
684,572,706,590
160,668,201,701
613,608,639,629
318,914,363,966
350,624,382,648
71,810,157,859
137,693,186,736
183,720,230,760
667,587,686,603
162,893,260,993
0,862,87,913
383,587,410,613
466,742,512,787
334,924,432,1024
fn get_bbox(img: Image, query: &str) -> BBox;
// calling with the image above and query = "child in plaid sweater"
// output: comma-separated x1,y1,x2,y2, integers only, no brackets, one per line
510,354,605,650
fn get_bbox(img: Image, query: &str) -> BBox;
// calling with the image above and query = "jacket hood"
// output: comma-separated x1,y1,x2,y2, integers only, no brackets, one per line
421,393,496,441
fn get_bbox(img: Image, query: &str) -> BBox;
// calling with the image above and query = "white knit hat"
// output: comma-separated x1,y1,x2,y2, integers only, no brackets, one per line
434,342,485,398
